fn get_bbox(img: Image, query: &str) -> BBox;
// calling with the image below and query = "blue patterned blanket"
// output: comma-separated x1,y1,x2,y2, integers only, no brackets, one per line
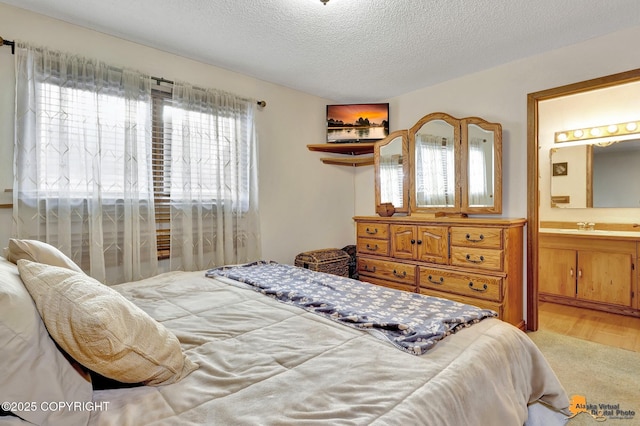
206,261,497,355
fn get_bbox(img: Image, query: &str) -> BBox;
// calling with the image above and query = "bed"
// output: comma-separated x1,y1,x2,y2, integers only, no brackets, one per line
0,242,570,426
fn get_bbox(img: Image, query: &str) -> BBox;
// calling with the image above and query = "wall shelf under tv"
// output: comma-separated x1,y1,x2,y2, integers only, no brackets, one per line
307,143,375,155
307,143,375,166
319,156,374,167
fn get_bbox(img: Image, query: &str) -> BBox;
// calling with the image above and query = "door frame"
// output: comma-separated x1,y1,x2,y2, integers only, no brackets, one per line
526,68,640,330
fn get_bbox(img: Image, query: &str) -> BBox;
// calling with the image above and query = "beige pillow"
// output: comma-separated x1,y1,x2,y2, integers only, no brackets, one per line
5,238,84,273
0,257,92,425
18,259,198,386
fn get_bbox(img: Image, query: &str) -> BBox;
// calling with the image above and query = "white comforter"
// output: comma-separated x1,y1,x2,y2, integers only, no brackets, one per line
83,270,569,426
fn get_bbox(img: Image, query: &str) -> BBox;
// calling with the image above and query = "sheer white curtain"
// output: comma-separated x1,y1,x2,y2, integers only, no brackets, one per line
13,43,158,284
415,134,454,206
380,155,403,206
168,83,260,271
468,137,490,205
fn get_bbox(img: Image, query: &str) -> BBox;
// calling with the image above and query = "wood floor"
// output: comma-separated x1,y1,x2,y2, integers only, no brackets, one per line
538,301,640,352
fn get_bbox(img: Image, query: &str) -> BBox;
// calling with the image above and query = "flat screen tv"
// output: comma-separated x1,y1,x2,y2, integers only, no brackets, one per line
326,103,389,143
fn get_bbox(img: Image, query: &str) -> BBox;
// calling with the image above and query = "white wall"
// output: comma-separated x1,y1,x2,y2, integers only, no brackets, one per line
0,3,356,265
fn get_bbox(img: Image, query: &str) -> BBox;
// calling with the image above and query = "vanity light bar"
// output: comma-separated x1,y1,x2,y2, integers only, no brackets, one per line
555,120,640,143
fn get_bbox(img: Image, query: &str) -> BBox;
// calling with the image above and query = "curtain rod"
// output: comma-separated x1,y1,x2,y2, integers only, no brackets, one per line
152,76,266,108
0,36,15,54
0,36,266,108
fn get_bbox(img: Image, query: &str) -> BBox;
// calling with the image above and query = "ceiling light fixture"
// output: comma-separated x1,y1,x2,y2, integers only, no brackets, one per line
554,119,640,145
320,0,329,4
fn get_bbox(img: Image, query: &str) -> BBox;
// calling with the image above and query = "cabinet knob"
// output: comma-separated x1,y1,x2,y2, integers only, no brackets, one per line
417,239,423,245
411,239,416,244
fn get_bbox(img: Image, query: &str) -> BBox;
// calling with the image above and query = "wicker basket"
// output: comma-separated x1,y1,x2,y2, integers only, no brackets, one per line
294,248,350,277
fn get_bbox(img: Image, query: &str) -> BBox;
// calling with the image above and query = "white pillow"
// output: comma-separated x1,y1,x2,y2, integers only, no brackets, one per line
5,239,84,273
0,257,92,425
18,260,198,386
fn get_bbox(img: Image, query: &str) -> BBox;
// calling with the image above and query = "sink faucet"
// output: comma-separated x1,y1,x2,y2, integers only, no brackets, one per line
577,222,595,231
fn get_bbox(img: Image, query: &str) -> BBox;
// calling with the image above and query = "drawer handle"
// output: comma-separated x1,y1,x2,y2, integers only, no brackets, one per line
393,269,407,278
363,265,376,273
468,282,488,292
365,227,378,235
366,243,379,251
465,233,484,243
465,254,485,264
427,274,444,285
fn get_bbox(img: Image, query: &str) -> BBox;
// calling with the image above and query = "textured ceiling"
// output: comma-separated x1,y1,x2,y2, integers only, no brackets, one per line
3,0,640,102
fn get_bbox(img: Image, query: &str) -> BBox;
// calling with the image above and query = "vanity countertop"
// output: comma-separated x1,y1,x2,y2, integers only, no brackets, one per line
539,228,640,240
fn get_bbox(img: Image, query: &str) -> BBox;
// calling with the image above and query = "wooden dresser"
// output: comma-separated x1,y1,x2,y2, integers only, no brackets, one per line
354,216,526,329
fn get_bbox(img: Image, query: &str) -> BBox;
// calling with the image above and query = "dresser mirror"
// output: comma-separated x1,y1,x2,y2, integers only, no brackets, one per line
462,119,502,213
373,112,502,216
550,138,640,208
409,113,459,212
407,112,502,215
374,130,409,213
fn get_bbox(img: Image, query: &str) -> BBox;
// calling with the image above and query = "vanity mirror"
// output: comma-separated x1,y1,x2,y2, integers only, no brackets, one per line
550,138,640,208
374,130,409,213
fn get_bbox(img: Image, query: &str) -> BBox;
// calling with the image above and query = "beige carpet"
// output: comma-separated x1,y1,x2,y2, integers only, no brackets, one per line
527,329,639,425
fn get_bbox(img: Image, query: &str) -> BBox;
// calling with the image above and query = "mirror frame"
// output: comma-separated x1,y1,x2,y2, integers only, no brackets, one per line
408,112,502,215
526,68,640,331
461,117,503,214
409,112,461,214
374,130,409,214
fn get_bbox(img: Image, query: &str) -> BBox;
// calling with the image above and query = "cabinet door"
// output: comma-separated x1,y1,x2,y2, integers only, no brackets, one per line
416,226,449,264
390,225,417,260
577,251,633,306
538,247,576,298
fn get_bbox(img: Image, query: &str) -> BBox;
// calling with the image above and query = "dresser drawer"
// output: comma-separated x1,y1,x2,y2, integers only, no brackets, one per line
418,267,502,302
420,288,503,318
450,247,503,271
360,275,417,293
450,227,503,249
357,257,416,286
356,237,390,256
356,222,389,239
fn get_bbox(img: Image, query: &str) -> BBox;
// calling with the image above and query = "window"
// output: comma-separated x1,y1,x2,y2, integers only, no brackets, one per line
35,82,152,200
31,82,253,260
151,87,253,259
15,43,260,282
